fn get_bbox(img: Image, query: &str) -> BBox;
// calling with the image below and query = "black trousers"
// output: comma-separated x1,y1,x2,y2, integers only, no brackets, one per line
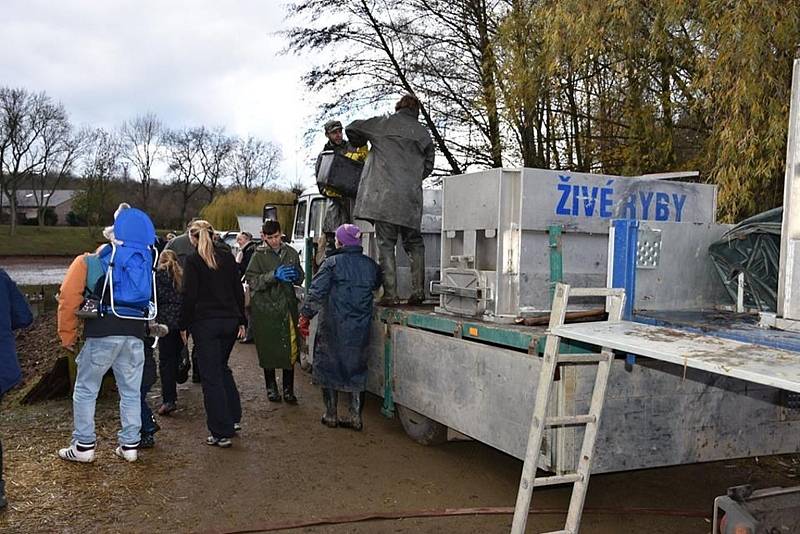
374,221,425,299
158,330,185,404
191,318,242,439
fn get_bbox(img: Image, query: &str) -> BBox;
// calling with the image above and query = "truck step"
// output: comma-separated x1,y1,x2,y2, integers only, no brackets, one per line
533,473,583,487
557,353,611,363
545,415,596,427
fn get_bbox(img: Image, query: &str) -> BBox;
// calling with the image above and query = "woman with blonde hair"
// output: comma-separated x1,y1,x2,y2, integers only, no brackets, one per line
179,220,245,448
154,249,185,419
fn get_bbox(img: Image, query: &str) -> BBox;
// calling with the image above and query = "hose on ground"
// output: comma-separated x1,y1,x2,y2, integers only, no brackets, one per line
200,505,709,533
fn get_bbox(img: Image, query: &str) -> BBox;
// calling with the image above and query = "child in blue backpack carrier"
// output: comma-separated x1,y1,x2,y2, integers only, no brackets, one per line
57,205,158,464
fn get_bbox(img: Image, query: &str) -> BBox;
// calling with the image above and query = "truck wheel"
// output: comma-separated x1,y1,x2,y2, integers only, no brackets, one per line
397,404,448,445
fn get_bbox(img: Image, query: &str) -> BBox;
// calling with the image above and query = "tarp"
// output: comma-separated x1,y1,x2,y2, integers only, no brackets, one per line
708,207,782,311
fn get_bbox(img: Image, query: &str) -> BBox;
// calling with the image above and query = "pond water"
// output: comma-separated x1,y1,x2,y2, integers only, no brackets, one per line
0,257,71,286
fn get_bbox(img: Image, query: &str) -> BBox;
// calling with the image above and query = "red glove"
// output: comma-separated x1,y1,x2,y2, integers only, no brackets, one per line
298,315,310,338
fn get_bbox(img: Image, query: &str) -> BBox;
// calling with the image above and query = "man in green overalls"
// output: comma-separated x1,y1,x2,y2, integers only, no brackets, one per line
245,220,304,403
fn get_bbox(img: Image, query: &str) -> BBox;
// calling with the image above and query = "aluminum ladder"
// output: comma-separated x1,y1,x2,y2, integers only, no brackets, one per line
510,283,625,534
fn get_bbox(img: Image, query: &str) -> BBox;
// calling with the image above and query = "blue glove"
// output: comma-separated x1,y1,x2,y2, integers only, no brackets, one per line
275,265,299,283
275,265,291,283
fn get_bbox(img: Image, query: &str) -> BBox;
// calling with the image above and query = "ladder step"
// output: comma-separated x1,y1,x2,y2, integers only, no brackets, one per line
568,287,624,298
533,473,582,487
557,353,611,363
543,531,572,534
545,415,596,427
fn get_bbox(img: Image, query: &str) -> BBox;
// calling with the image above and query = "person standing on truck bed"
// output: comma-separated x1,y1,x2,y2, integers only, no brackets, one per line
346,93,435,306
245,220,305,404
315,119,368,257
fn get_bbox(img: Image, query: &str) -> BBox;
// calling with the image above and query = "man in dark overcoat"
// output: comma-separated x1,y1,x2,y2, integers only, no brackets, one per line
346,94,434,305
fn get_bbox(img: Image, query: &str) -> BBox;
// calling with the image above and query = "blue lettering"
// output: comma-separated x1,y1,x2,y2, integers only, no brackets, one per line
572,185,580,215
639,191,654,220
672,194,686,222
655,192,670,221
620,194,637,218
580,185,599,216
556,183,571,215
600,181,613,217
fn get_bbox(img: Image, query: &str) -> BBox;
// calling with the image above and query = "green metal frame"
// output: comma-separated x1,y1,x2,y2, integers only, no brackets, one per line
548,224,563,305
303,236,313,289
381,323,396,418
378,306,597,370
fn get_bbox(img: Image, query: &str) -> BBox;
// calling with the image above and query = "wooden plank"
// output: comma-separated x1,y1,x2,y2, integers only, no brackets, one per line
553,321,800,393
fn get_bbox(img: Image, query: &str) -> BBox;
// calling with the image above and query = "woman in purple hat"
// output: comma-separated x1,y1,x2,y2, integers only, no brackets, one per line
298,223,382,430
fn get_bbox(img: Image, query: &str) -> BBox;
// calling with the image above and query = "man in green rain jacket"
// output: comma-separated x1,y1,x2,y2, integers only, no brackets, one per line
245,220,304,403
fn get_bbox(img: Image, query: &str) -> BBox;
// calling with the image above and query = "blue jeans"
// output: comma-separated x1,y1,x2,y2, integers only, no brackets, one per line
72,336,144,445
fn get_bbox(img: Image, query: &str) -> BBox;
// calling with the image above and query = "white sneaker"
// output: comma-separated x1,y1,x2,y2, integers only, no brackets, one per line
58,442,96,463
114,444,139,462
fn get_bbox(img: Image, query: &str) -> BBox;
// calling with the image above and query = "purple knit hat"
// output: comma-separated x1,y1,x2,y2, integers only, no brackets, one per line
335,224,362,247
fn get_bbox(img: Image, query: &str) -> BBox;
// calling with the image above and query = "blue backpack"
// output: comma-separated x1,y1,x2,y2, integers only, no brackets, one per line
98,208,158,320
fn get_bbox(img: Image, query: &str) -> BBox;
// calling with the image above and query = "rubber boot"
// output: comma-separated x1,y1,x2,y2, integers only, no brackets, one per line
338,392,364,431
282,368,297,404
407,242,426,306
321,388,338,427
377,255,398,307
264,368,281,402
0,479,6,510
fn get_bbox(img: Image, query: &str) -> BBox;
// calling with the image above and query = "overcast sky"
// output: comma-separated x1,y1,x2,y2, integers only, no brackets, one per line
1,0,337,188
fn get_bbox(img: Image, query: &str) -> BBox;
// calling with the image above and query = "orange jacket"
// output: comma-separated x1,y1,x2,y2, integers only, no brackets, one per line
57,253,89,348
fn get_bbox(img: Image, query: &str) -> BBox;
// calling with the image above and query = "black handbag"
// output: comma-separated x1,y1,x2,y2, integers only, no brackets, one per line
316,150,364,198
176,345,191,384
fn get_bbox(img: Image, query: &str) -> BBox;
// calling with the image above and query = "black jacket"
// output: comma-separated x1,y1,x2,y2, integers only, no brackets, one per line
180,242,245,330
238,241,257,279
155,269,183,330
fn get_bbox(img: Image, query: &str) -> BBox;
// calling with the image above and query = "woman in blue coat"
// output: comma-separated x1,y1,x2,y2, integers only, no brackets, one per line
298,224,382,431
0,268,34,509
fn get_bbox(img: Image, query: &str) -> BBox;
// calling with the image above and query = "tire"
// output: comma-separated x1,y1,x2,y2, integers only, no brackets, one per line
396,404,448,446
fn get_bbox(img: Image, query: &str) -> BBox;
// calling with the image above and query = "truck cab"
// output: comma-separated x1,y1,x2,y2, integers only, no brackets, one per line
289,186,327,265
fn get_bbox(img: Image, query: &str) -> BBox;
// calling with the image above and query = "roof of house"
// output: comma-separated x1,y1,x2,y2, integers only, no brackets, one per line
3,189,77,208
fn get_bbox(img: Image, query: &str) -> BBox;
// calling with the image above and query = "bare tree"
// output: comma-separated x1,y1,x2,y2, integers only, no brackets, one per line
0,88,63,234
77,128,123,226
33,118,90,226
196,126,235,202
230,136,282,191
164,127,205,225
120,113,163,210
286,0,515,174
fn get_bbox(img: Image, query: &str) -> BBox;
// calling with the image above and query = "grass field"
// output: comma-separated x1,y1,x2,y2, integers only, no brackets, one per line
0,225,104,256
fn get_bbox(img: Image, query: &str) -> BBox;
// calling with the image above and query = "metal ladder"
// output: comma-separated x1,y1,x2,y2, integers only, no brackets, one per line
510,283,625,534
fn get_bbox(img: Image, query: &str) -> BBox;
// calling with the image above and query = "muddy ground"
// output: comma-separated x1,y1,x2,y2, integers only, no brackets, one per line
1,338,798,533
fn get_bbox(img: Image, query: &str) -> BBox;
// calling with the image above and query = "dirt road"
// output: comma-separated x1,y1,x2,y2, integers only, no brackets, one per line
1,341,795,533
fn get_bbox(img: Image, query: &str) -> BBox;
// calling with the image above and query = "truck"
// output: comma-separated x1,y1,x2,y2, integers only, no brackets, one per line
290,164,800,478
282,59,800,534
